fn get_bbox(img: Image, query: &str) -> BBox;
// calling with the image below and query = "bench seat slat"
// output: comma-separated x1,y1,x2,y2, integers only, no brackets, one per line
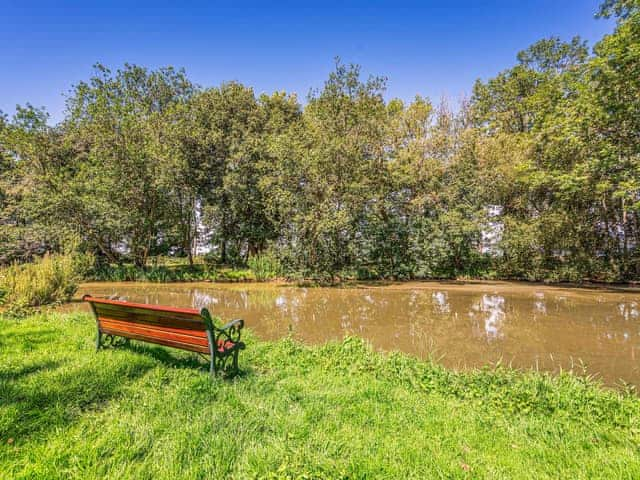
100,326,211,354
93,302,202,321
98,317,207,339
93,305,207,331
84,296,200,315
99,318,210,346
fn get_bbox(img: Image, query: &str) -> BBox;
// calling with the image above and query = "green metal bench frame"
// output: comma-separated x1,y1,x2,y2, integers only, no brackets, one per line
84,295,245,377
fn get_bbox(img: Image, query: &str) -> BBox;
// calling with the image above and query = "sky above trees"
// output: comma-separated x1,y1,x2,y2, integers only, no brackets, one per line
1,1,614,124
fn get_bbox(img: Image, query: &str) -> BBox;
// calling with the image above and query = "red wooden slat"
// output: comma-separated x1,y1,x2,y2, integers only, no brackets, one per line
93,305,207,331
100,326,210,354
92,302,203,323
97,316,208,338
99,318,209,347
83,295,201,316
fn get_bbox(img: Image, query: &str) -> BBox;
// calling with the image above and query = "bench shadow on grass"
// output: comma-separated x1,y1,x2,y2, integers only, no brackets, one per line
0,328,59,350
1,352,155,442
116,340,254,380
1,336,255,444
0,359,64,383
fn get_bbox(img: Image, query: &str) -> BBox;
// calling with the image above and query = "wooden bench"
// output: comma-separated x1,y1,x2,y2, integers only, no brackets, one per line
83,295,245,376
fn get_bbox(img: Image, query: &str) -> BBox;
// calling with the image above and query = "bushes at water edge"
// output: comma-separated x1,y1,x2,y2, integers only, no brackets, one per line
0,252,92,315
247,250,282,281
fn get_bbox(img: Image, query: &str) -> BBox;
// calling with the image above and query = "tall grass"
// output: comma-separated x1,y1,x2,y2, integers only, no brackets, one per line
90,264,257,283
247,251,282,281
0,252,92,314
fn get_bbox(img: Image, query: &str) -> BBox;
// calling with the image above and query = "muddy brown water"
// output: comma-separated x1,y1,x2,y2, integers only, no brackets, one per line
67,281,640,387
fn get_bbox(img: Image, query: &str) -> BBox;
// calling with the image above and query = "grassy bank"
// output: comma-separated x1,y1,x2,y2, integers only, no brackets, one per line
1,313,639,479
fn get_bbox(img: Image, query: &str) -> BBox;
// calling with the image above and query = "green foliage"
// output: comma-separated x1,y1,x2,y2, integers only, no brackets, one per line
598,0,640,19
89,258,258,283
216,268,256,282
248,250,282,281
1,312,639,478
470,7,640,282
0,252,93,314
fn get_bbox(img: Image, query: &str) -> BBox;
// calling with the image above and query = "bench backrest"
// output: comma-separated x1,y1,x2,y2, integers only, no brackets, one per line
83,295,211,354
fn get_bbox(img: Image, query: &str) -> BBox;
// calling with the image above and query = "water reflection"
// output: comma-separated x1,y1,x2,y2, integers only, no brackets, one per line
73,282,640,387
618,301,639,320
432,291,450,314
472,294,506,341
192,290,218,310
533,292,546,315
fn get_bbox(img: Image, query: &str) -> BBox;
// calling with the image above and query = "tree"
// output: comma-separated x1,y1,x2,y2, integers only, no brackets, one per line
262,61,389,276
62,64,195,266
597,0,640,19
0,105,71,263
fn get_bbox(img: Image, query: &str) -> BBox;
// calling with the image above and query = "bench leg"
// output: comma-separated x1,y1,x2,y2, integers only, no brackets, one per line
206,328,217,377
210,353,217,377
232,349,240,374
210,352,236,377
96,329,102,351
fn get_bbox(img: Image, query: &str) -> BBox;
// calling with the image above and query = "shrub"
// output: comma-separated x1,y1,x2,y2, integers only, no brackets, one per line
0,252,93,315
216,268,256,282
89,261,264,283
248,251,282,281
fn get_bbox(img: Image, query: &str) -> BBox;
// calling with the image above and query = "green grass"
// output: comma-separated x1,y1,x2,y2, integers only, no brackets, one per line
1,313,639,479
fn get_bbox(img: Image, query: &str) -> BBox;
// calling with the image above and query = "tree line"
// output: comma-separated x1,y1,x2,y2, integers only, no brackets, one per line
1,0,639,282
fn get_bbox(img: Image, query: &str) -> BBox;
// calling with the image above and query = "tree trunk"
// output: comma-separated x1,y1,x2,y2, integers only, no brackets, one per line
220,239,227,264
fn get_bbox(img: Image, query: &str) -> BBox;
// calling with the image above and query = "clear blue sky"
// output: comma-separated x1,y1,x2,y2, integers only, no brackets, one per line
1,1,614,124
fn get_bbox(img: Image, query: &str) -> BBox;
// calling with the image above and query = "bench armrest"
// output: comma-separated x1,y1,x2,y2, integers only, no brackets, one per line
218,318,244,331
214,318,244,344
200,308,245,346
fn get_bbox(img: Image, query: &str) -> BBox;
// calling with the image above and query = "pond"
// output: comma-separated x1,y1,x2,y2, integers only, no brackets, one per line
70,281,640,387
